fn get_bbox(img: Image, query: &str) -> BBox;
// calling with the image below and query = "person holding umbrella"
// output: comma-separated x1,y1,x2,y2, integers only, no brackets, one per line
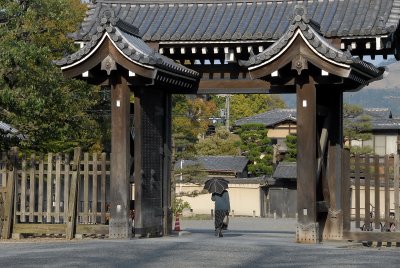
204,177,230,237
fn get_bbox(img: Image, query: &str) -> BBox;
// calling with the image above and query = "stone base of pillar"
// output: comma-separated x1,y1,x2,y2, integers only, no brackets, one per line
296,222,319,243
322,209,343,240
109,218,132,239
134,225,163,238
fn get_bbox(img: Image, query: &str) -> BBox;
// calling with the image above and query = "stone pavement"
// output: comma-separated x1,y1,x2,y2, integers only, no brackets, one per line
0,217,399,268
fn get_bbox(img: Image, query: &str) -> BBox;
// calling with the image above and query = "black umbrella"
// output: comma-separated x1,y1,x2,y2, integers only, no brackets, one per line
204,177,229,194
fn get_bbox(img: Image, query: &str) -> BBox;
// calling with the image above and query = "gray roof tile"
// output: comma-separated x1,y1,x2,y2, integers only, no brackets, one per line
78,0,400,42
236,108,400,131
176,156,249,173
234,109,296,127
0,121,24,139
239,5,384,84
272,162,297,179
55,11,199,80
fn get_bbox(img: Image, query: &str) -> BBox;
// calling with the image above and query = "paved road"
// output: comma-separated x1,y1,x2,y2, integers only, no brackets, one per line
0,218,399,267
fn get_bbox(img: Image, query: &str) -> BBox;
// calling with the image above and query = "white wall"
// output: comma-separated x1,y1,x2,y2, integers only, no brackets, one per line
178,183,262,217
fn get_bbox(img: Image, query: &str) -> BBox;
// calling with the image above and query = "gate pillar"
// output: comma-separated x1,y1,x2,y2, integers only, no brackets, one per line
56,11,199,239
319,89,344,240
109,74,132,238
133,87,172,237
240,5,384,243
296,75,319,243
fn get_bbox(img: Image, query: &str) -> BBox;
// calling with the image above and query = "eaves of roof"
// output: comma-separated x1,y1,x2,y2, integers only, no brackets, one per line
79,0,400,43
55,11,199,80
239,5,384,83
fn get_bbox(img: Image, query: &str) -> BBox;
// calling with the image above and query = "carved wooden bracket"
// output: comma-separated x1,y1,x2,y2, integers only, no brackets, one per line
101,55,117,75
291,54,308,75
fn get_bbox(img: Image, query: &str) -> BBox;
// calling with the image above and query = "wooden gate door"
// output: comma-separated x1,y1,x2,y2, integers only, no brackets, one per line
342,152,400,244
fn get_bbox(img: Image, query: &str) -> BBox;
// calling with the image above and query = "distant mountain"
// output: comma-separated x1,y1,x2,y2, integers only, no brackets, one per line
281,59,400,116
347,59,400,116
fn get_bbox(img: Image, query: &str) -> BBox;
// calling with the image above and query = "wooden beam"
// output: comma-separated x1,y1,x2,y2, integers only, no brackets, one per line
109,73,131,238
343,231,400,242
76,224,109,235
394,155,400,232
65,148,81,240
1,148,17,239
317,114,330,178
296,75,318,243
342,149,351,233
198,79,278,94
322,89,344,240
13,224,66,235
163,94,172,236
133,88,143,237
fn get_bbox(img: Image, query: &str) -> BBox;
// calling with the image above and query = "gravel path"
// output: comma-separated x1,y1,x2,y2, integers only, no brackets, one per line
181,217,296,233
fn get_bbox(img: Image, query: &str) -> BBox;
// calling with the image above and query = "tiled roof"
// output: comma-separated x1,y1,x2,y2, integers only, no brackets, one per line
55,9,199,80
371,118,400,130
0,121,24,139
176,156,249,173
234,109,296,127
228,176,265,185
362,108,400,130
364,108,392,119
77,0,400,42
272,162,297,179
235,107,400,131
239,5,384,83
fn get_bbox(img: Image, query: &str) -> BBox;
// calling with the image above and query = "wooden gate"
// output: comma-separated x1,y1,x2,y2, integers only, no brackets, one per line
343,152,400,244
0,149,111,239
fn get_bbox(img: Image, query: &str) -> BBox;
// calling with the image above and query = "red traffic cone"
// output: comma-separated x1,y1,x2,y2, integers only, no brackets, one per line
174,214,181,231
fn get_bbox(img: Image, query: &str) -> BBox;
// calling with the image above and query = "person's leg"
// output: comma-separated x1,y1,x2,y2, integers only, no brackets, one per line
215,210,224,237
222,210,229,230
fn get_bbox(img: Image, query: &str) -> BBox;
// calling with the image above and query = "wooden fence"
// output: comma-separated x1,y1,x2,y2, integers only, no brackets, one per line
0,148,110,239
343,153,400,243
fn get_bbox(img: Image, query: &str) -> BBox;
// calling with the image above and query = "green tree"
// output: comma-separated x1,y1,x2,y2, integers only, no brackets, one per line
229,94,286,122
172,197,191,215
172,95,217,158
343,103,372,153
283,134,297,162
174,161,208,183
236,123,274,176
195,127,241,156
0,0,101,153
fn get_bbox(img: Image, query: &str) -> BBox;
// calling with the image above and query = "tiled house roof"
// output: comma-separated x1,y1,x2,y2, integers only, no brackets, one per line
363,108,400,130
176,156,249,174
77,0,400,42
236,108,400,131
234,109,296,127
272,162,297,179
0,121,24,139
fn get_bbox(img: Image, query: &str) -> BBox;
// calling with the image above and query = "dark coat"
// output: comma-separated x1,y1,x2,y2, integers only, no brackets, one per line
211,190,230,211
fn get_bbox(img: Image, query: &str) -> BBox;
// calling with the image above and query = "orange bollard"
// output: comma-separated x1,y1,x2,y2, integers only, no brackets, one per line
174,214,181,231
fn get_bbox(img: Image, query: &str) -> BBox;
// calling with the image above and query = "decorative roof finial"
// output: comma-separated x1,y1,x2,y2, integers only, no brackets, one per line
290,4,309,24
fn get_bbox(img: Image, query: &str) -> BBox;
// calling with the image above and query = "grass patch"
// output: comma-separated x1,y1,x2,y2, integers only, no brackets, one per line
182,214,212,220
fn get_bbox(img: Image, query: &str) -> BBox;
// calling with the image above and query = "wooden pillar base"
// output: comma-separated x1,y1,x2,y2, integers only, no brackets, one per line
322,209,343,240
296,222,319,243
